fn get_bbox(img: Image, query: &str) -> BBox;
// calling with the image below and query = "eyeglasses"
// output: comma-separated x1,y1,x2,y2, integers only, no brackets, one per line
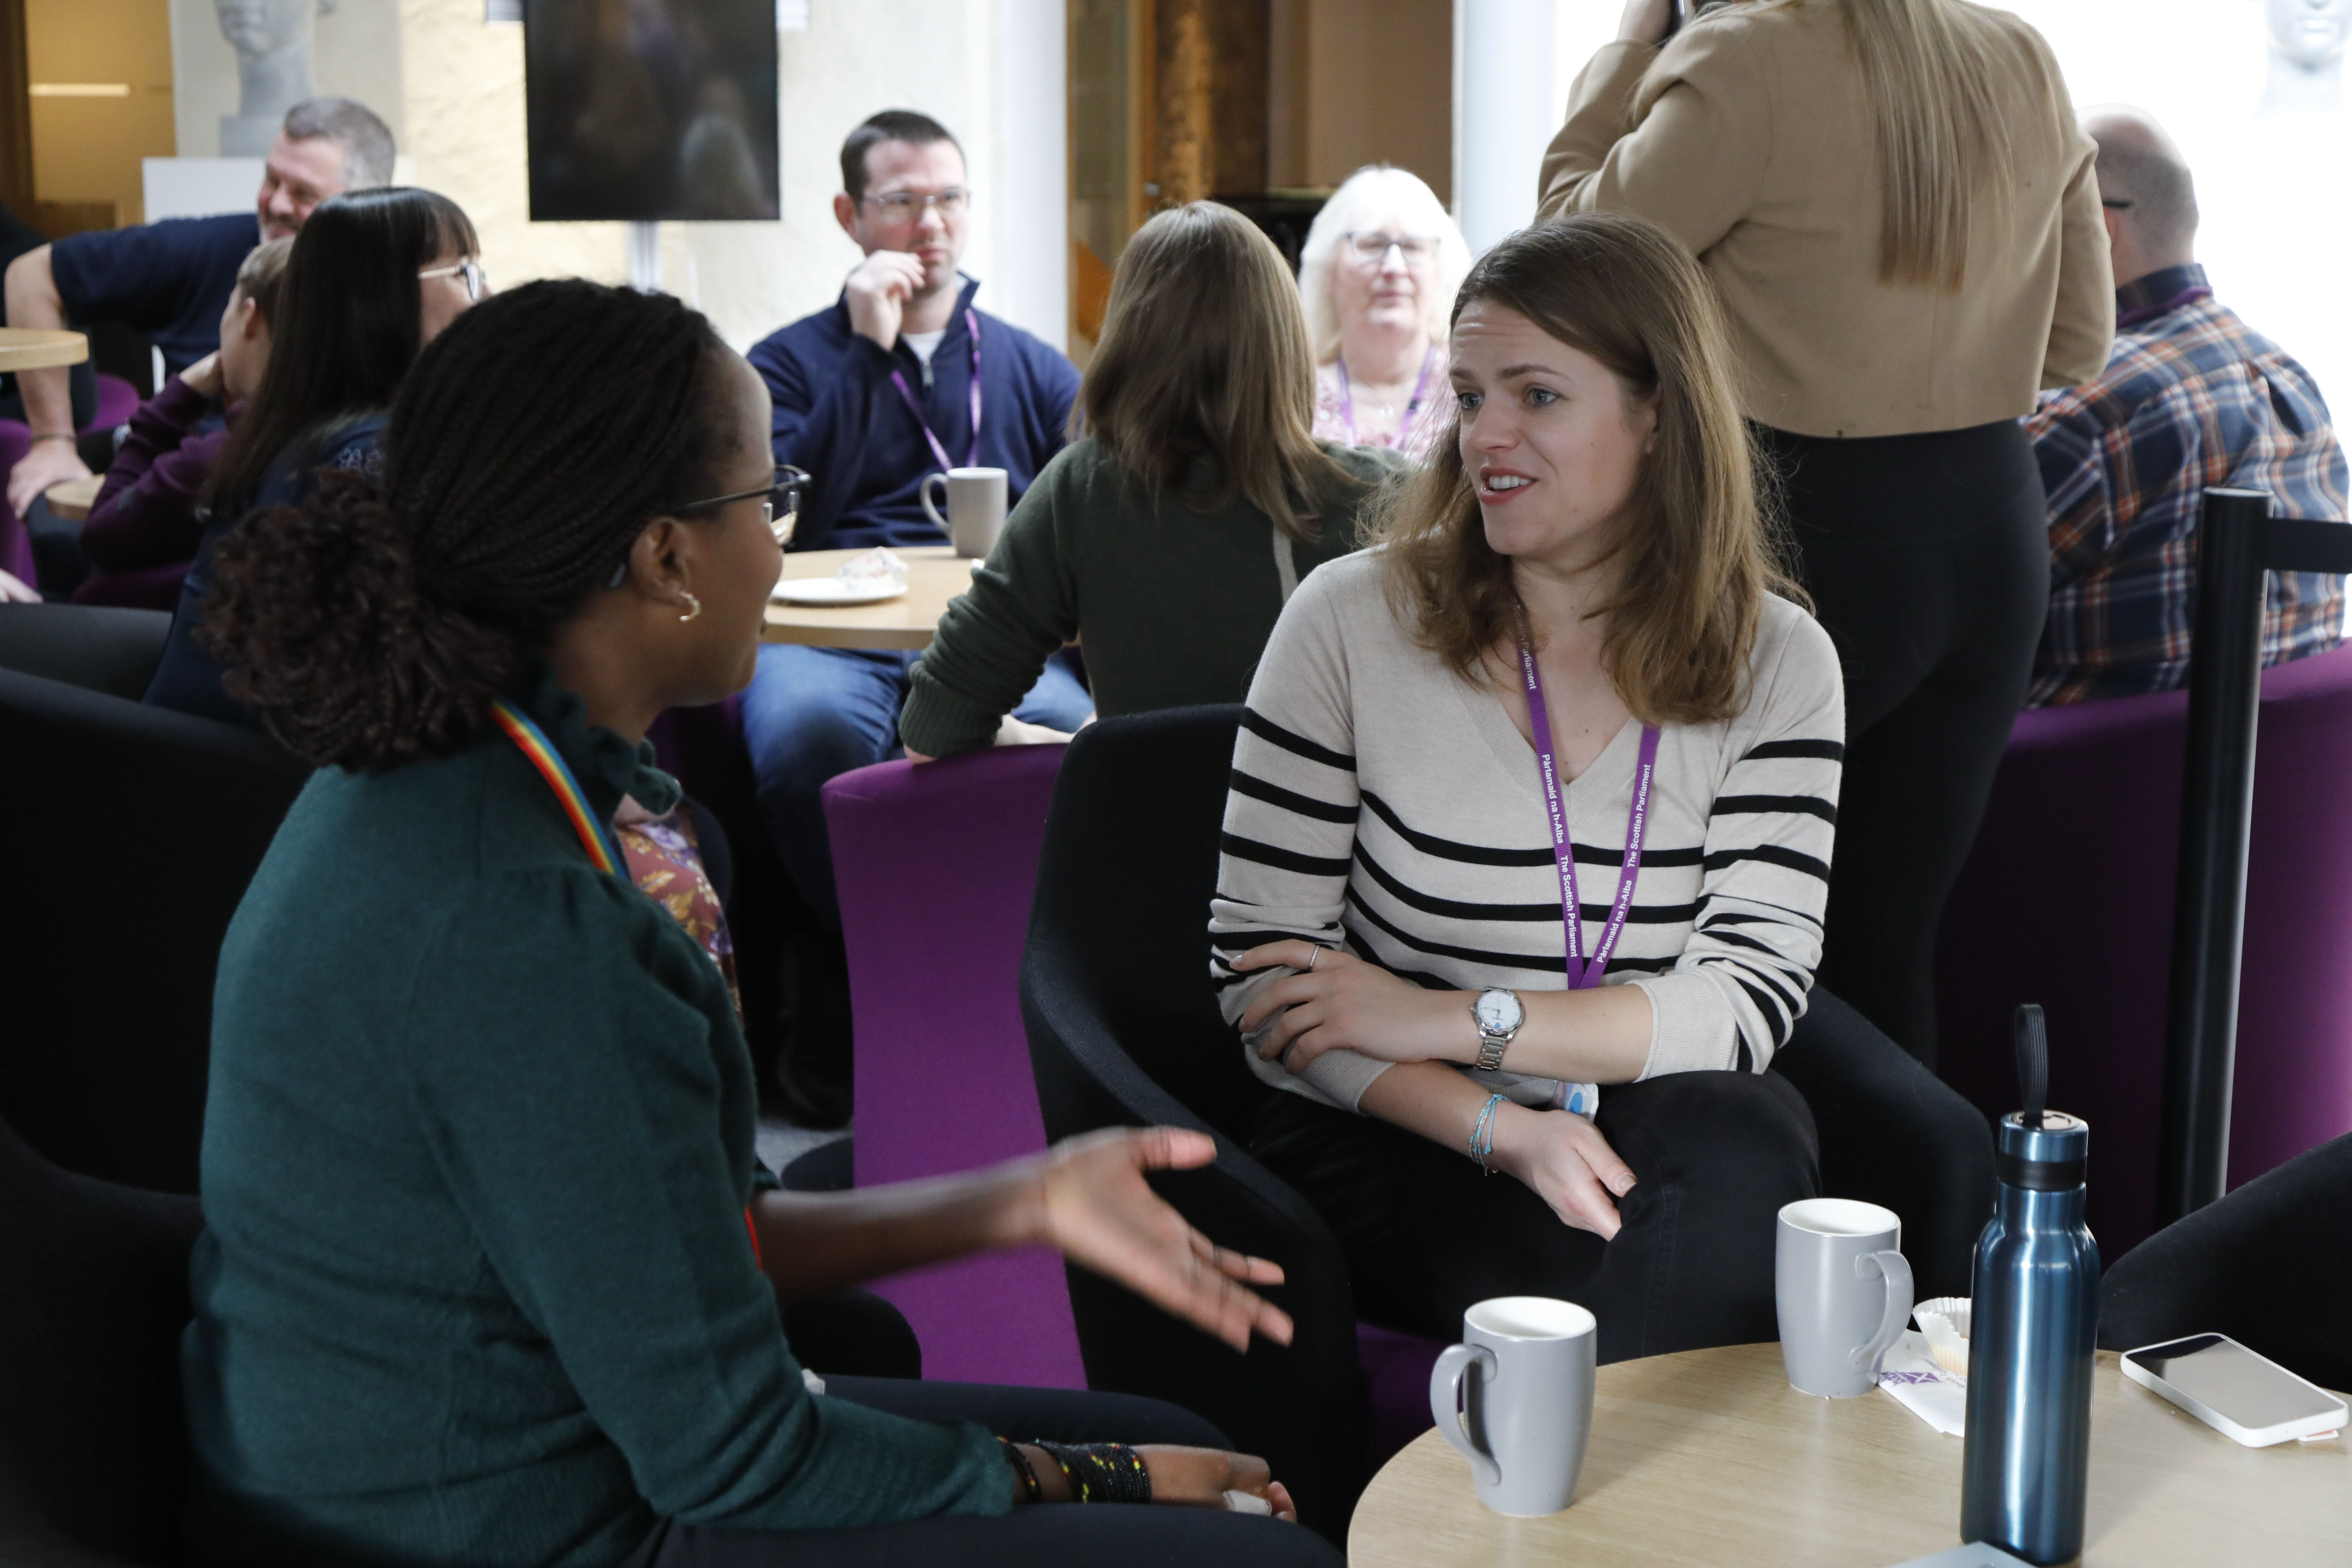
419,258,489,302
2100,198,2135,211
606,466,809,589
674,464,808,547
1345,231,1436,264
862,188,970,220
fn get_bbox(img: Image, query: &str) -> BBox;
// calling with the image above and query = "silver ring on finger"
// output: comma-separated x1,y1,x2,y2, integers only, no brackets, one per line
1306,946,1321,971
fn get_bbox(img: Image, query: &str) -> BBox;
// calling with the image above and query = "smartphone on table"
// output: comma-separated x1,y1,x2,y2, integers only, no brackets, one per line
2121,1332,2347,1447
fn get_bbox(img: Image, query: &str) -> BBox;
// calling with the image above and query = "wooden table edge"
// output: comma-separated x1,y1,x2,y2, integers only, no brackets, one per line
0,328,91,372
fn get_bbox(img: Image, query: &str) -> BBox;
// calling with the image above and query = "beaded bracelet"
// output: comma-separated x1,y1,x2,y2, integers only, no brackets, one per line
1031,1440,1153,1504
997,1437,1043,1504
1468,1093,1506,1172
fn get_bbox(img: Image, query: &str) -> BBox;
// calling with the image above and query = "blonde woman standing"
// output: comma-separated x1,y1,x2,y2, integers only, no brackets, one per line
1541,0,2113,1065
1296,167,1472,463
900,203,1402,761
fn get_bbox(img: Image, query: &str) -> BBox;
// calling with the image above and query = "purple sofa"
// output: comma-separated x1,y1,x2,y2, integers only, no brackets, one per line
1934,642,2352,1258
821,745,1088,1389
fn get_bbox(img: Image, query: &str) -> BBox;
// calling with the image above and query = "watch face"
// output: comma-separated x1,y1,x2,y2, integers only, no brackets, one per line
1475,989,1522,1033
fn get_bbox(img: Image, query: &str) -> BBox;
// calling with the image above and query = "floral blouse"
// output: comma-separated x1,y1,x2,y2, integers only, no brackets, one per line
1311,354,1454,464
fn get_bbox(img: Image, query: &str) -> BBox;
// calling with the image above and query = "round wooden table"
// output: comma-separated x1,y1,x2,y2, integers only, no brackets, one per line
761,545,979,651
1349,1343,2349,1567
43,475,104,522
0,328,89,372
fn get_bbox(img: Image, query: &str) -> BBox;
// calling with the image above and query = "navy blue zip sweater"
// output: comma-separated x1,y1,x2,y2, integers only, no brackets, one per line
746,276,1080,552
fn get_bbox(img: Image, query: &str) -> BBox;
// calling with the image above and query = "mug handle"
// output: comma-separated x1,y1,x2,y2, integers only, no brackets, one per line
1849,1249,1914,1375
920,471,949,531
1428,1343,1502,1487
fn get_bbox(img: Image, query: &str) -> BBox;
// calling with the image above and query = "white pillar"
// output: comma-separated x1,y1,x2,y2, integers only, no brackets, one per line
990,0,1070,352
1454,0,1561,256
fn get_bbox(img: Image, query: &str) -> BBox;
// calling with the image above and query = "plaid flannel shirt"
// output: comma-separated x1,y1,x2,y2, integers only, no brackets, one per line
2026,264,2350,708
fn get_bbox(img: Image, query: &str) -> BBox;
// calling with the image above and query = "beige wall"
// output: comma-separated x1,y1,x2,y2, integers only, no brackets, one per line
161,0,1042,355
1268,0,1452,203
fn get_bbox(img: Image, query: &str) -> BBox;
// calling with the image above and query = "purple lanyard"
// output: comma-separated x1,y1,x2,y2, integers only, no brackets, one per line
1337,343,1435,450
888,308,982,474
1516,618,1661,989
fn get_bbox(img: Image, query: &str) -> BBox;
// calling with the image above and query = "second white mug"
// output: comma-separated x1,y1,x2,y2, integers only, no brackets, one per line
920,465,1008,558
1427,1296,1596,1517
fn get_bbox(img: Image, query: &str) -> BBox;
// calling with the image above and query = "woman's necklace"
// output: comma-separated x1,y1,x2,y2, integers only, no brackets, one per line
1336,342,1436,449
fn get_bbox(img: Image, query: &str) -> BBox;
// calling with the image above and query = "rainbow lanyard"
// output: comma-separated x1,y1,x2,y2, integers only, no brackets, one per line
489,698,625,874
489,695,768,1271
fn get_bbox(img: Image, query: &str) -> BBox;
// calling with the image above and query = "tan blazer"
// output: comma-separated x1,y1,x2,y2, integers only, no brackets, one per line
1538,0,2113,440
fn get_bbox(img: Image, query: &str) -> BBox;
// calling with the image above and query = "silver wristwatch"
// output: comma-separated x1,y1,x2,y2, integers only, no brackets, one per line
1471,988,1524,1072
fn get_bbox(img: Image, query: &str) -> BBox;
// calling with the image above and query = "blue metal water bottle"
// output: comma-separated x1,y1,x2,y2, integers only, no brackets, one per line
1960,1004,2100,1565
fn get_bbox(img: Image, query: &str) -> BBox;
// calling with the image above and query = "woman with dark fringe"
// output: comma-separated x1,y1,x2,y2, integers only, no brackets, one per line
145,185,484,724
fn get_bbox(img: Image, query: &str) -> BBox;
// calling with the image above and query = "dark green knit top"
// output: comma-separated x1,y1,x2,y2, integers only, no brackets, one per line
898,435,1405,758
180,663,1008,1568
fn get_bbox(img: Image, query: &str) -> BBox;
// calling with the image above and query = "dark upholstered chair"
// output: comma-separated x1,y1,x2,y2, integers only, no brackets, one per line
0,667,310,1192
1023,707,2002,1538
0,1113,203,1568
0,602,170,699
2100,1129,2352,1396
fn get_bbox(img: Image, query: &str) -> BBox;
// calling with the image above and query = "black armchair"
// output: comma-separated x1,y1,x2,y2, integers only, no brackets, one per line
0,667,310,1193
1021,707,1370,1538
0,1113,204,1568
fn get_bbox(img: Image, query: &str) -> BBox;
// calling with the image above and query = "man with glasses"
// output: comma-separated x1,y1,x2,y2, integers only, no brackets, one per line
741,109,1090,1123
2027,106,2348,707
4,97,396,518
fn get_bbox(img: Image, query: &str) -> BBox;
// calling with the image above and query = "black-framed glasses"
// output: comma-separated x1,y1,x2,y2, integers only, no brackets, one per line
674,464,808,546
419,257,489,302
608,467,809,588
2100,198,2135,211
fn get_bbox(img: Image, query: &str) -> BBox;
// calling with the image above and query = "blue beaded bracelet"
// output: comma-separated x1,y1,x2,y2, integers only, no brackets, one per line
1468,1093,1506,1172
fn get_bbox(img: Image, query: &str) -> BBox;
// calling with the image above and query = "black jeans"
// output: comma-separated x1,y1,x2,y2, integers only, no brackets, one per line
618,1380,1342,1568
1253,1056,1820,1365
1763,418,2049,1066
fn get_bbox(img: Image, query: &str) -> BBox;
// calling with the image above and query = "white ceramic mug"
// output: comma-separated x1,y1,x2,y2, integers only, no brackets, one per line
1776,1197,1913,1398
920,465,1008,558
1427,1296,1596,1517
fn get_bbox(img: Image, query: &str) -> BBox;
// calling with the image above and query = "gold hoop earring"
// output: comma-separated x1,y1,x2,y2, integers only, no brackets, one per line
677,592,702,624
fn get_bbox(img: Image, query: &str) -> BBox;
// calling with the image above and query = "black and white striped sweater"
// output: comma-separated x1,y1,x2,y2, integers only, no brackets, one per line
1209,550,1846,1113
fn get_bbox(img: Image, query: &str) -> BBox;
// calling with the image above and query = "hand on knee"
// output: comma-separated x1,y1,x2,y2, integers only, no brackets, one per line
1489,1103,1637,1240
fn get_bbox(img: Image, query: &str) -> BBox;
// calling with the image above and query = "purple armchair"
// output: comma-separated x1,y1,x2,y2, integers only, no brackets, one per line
820,744,1088,1389
1934,642,2352,1258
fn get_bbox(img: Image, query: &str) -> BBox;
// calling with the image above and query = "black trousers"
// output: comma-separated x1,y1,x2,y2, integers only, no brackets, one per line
1254,1051,1821,1366
1763,418,2049,1066
619,1380,1342,1568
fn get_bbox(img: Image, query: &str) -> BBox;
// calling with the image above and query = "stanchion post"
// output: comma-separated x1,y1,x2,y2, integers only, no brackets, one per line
2156,488,2271,1229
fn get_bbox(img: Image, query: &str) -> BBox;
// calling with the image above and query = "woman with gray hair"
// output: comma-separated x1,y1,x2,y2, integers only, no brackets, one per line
1297,166,1472,462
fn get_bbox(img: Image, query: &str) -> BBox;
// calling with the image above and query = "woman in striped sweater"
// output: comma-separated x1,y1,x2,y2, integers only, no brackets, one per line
1210,214,1879,1362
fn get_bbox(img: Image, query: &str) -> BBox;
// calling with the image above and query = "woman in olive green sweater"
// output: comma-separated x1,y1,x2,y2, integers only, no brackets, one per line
899,202,1404,761
182,280,1333,1568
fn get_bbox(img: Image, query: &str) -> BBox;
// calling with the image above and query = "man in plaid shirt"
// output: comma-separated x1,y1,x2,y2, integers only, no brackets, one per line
2027,107,2350,708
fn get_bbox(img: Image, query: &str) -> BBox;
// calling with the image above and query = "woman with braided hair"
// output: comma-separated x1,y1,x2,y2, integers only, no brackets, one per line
182,279,1330,1568
145,184,484,726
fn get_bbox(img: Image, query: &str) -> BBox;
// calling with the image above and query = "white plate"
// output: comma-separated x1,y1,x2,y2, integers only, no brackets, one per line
772,577,908,606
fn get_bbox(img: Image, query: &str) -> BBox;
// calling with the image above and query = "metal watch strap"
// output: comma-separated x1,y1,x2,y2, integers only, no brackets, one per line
1473,990,1516,1072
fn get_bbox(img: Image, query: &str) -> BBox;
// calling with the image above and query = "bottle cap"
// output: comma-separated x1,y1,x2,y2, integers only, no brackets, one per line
1998,1110,2087,1190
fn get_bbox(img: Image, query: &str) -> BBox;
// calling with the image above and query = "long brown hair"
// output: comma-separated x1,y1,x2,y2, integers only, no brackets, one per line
1076,201,1352,541
1375,212,1801,727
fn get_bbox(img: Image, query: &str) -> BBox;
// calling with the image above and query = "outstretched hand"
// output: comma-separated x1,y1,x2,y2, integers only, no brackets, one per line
1036,1127,1293,1353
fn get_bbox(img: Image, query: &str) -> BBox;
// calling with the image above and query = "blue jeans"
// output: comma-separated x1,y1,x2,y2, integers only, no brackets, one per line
740,644,1093,925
